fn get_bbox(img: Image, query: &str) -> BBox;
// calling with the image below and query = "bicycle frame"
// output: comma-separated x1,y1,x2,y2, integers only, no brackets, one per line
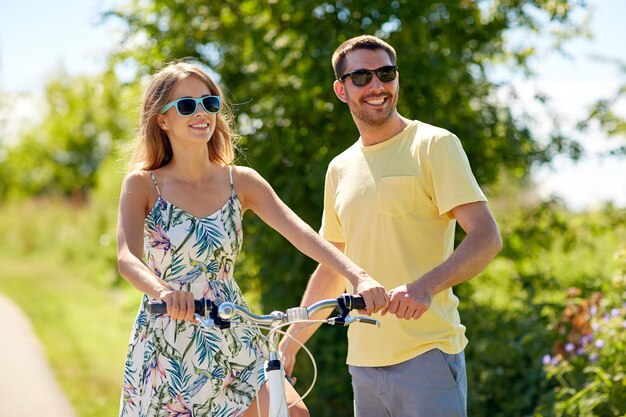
148,294,379,417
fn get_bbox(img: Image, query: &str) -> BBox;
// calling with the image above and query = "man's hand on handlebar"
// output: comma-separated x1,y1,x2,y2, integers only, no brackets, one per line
381,282,431,320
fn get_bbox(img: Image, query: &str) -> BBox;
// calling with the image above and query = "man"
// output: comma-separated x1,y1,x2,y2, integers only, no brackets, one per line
280,35,502,417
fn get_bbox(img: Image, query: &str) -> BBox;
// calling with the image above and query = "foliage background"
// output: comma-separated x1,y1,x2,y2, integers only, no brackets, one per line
1,1,625,417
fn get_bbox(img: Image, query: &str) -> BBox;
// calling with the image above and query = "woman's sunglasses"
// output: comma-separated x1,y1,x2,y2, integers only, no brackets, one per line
160,95,221,116
339,65,398,87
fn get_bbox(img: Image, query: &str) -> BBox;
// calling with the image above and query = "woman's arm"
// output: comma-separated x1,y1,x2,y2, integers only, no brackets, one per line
235,166,389,313
116,171,195,321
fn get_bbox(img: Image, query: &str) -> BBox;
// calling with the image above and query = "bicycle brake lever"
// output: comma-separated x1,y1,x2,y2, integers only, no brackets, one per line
193,298,232,330
195,313,215,328
326,317,347,326
326,316,380,327
349,316,381,327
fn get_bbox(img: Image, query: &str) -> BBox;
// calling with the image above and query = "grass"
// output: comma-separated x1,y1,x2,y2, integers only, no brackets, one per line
0,258,140,416
0,190,142,417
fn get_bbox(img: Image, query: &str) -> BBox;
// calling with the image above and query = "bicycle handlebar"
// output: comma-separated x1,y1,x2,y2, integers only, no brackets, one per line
146,293,378,328
147,299,209,315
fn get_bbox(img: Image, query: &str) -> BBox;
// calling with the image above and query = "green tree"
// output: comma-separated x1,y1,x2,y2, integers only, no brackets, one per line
1,70,138,201
580,72,626,156
105,0,587,298
103,1,591,414
0,93,11,198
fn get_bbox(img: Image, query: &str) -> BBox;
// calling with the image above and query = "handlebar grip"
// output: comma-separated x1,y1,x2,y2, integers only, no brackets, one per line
147,301,167,314
338,294,366,310
349,295,366,310
147,300,209,315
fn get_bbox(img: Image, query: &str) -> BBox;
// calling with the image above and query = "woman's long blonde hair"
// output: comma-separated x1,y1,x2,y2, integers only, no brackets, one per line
129,60,239,171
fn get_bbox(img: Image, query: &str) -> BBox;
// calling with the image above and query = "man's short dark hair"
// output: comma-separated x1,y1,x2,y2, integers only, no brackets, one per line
332,35,397,80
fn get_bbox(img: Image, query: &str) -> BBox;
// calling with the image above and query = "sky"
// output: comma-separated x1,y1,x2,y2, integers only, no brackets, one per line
1,0,625,211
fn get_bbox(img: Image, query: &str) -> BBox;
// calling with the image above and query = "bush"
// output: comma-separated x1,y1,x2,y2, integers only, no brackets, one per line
535,248,626,417
461,268,557,417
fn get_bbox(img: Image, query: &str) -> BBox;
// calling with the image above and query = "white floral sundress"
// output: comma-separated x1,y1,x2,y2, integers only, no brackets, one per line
119,168,266,417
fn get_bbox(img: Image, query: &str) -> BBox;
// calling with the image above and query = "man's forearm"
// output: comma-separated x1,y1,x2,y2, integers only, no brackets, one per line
283,263,346,348
417,216,502,295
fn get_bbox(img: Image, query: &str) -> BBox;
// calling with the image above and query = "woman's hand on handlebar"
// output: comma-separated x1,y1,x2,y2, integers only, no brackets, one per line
157,288,196,321
354,275,389,315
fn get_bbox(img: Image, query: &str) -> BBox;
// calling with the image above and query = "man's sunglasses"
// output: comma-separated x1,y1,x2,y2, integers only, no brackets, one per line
339,65,398,87
160,95,221,116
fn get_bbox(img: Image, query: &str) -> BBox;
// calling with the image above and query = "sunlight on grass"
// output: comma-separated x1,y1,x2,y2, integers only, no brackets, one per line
0,193,140,416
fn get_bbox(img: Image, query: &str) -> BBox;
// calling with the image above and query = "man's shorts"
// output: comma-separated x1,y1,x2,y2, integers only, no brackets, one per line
348,349,467,417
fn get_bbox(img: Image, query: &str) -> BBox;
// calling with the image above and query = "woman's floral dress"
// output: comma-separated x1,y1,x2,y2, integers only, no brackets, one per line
119,170,266,417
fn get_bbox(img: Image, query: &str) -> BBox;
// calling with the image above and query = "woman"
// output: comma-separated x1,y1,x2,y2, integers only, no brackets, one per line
116,60,388,417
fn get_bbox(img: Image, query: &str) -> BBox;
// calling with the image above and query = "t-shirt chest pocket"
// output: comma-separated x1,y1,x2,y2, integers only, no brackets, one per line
377,176,416,217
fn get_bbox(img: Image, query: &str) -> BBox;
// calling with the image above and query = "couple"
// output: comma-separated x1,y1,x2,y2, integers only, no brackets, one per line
116,35,502,417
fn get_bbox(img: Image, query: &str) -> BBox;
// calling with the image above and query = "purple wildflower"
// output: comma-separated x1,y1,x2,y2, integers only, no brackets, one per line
595,339,605,349
542,354,551,366
565,343,575,352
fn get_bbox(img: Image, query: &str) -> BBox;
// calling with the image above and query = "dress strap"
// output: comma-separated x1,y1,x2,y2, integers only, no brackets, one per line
228,166,235,194
148,171,162,197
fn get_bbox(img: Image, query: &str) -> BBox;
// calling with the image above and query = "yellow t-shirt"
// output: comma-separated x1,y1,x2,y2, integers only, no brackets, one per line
320,120,486,366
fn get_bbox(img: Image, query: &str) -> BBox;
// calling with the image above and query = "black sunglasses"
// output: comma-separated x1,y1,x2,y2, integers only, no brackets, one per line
339,65,398,87
160,95,221,116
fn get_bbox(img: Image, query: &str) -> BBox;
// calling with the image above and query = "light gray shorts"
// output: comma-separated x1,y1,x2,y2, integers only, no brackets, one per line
348,349,467,417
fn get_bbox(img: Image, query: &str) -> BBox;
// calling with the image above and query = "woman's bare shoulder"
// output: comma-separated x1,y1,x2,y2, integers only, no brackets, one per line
231,165,271,209
231,165,268,189
122,169,153,190
120,170,159,207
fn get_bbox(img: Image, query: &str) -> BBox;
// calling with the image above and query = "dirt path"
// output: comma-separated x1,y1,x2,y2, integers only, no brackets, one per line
0,293,78,417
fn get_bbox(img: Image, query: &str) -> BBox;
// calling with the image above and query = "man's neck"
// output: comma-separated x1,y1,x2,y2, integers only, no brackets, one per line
357,114,411,146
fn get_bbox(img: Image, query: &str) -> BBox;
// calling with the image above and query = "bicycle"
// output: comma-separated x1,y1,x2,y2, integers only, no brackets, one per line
147,294,379,417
